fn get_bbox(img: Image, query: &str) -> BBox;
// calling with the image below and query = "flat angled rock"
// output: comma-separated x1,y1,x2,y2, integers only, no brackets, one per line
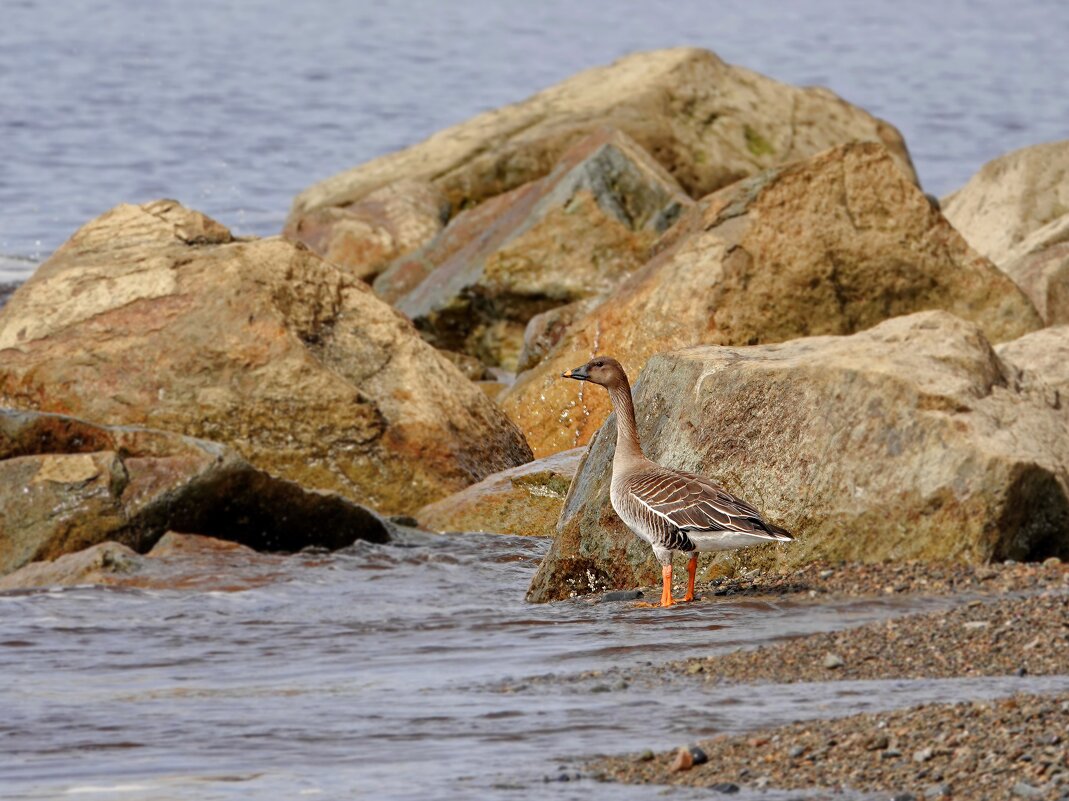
388,128,691,369
415,447,584,537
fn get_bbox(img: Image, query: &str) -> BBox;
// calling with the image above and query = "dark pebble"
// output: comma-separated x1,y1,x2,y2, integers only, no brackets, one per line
892,794,917,801
688,745,708,766
601,589,644,602
711,782,739,794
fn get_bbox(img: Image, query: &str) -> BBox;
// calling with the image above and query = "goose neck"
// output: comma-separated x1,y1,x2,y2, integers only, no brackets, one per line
608,382,644,463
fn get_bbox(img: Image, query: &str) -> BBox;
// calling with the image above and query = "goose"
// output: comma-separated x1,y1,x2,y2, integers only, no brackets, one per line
563,356,792,607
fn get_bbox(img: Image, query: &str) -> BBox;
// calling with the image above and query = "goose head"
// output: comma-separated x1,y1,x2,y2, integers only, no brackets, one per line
562,356,626,388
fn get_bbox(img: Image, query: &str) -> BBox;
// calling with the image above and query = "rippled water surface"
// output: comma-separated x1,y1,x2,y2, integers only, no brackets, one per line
3,532,1067,800
2,0,1068,272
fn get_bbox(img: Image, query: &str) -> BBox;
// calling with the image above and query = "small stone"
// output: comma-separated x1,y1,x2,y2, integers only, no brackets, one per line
670,747,694,772
962,621,990,630
688,745,709,766
1012,781,1044,798
924,784,951,799
819,569,834,579
881,749,903,759
913,747,934,763
601,589,644,602
788,745,806,758
589,683,611,693
1044,556,1062,566
637,749,654,762
823,652,845,669
686,662,704,675
866,735,890,751
892,794,917,801
711,783,740,794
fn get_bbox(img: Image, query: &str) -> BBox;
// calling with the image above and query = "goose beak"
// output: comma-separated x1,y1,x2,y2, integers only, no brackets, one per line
563,364,589,381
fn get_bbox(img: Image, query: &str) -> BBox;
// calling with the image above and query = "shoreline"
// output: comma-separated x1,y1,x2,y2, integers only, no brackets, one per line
576,560,1069,798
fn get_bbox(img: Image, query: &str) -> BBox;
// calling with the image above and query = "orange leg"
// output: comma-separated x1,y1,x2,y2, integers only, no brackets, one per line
683,554,698,602
634,564,679,608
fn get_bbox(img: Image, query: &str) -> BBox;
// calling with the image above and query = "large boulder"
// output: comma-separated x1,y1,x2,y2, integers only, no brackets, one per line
0,200,532,513
502,143,1043,458
527,312,1069,602
415,448,584,537
941,139,1069,264
390,128,692,369
0,409,390,577
998,215,1069,325
286,48,916,264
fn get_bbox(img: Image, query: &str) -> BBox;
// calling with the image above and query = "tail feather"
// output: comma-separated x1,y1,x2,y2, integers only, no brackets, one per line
763,521,794,541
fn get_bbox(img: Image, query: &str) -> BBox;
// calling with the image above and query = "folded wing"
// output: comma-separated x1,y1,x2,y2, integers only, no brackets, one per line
627,468,792,540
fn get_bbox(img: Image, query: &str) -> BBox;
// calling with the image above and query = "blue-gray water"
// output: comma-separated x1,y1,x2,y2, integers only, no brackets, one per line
3,533,1067,801
2,0,1068,278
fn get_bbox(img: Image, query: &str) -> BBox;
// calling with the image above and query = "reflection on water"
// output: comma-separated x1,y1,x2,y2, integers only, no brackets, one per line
1,533,1064,800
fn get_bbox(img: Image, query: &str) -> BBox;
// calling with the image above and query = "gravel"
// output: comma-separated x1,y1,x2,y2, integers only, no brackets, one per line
663,592,1069,685
687,558,1069,600
591,692,1069,799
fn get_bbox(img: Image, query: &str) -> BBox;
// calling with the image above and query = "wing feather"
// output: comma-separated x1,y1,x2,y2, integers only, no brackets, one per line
627,467,791,541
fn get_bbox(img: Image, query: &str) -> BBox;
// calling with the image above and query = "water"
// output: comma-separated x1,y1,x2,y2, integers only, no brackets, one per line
2,0,1068,274
2,532,1066,800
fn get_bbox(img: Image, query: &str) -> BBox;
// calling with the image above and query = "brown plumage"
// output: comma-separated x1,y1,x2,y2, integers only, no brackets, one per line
563,355,792,607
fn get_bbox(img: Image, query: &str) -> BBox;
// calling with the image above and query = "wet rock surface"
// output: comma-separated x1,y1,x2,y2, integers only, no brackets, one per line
0,533,307,592
526,312,1069,602
592,692,1069,799
287,48,916,254
392,129,691,370
502,143,1039,458
0,199,532,514
416,448,583,537
0,408,390,576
